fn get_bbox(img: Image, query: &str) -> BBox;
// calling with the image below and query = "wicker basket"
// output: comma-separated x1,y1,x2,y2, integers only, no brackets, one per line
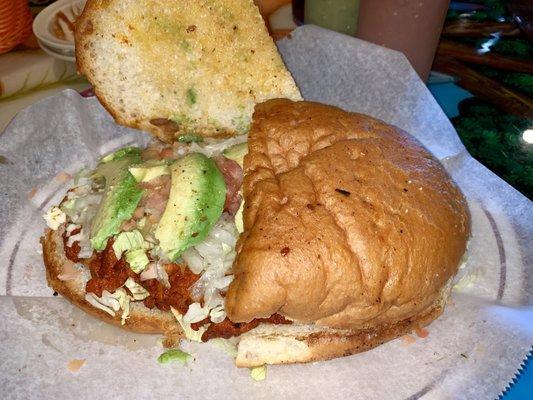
0,0,33,54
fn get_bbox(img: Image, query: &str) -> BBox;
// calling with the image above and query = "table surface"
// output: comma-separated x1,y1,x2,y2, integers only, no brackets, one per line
1,48,531,400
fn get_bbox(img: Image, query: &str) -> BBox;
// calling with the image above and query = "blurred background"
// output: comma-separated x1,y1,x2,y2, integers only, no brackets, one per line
1,0,532,204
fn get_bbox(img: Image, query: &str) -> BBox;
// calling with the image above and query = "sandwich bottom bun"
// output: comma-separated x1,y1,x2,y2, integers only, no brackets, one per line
42,214,453,367
235,288,449,367
41,227,180,334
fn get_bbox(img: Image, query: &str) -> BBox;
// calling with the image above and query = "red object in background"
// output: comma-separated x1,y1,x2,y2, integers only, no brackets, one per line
356,0,451,81
0,0,33,54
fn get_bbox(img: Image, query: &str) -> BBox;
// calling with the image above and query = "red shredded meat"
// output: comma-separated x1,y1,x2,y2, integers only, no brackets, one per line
80,241,291,339
142,265,199,314
194,314,292,341
85,240,137,296
62,227,81,262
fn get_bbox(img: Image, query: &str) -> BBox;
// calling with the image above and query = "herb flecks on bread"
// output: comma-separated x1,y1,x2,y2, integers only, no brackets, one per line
75,0,302,143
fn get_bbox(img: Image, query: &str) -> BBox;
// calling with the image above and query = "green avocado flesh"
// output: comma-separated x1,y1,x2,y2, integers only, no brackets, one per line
100,146,141,163
222,143,248,167
129,160,170,182
90,149,144,251
155,153,226,261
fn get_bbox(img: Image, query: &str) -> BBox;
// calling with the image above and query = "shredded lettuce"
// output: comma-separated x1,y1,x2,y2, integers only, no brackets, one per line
250,365,267,381
113,230,149,259
85,292,117,316
157,349,192,365
85,288,131,324
113,230,152,273
43,207,66,230
124,277,150,300
125,249,150,273
66,228,84,247
60,198,78,215
66,223,80,234
183,302,210,324
110,288,130,325
209,304,226,324
170,307,208,342
183,297,226,325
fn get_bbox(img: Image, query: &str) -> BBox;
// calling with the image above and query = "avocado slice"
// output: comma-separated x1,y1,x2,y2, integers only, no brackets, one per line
155,153,226,260
234,201,244,234
90,149,144,251
100,146,142,163
129,160,170,183
222,142,248,167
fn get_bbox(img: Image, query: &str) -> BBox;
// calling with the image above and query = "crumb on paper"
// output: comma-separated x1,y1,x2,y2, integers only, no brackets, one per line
157,349,192,365
250,365,267,381
162,332,183,348
67,359,85,372
54,171,72,183
415,327,429,338
27,187,37,199
400,334,416,345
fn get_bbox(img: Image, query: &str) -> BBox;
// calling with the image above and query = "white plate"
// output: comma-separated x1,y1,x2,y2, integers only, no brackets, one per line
37,39,76,63
33,0,86,51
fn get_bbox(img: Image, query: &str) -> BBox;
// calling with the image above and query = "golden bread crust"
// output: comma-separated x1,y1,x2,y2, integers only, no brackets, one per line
226,99,470,331
235,291,447,367
74,0,301,143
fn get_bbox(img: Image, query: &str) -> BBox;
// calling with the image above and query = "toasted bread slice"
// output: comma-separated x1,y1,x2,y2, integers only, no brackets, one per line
41,227,179,334
75,0,302,143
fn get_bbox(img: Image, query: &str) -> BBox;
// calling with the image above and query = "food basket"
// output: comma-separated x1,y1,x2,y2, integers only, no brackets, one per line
0,0,33,54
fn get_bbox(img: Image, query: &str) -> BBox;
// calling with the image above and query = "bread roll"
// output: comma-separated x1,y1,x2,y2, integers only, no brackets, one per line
227,99,470,332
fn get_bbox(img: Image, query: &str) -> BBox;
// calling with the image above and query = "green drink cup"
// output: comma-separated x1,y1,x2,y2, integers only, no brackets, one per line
304,0,360,36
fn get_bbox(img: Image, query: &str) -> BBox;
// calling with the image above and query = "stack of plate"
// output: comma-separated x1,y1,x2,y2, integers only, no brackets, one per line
33,0,86,62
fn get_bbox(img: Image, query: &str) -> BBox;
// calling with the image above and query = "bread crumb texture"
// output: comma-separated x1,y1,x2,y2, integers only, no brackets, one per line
75,0,302,142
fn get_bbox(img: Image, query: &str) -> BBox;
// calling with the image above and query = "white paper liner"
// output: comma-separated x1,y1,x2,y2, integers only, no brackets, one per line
0,26,531,399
